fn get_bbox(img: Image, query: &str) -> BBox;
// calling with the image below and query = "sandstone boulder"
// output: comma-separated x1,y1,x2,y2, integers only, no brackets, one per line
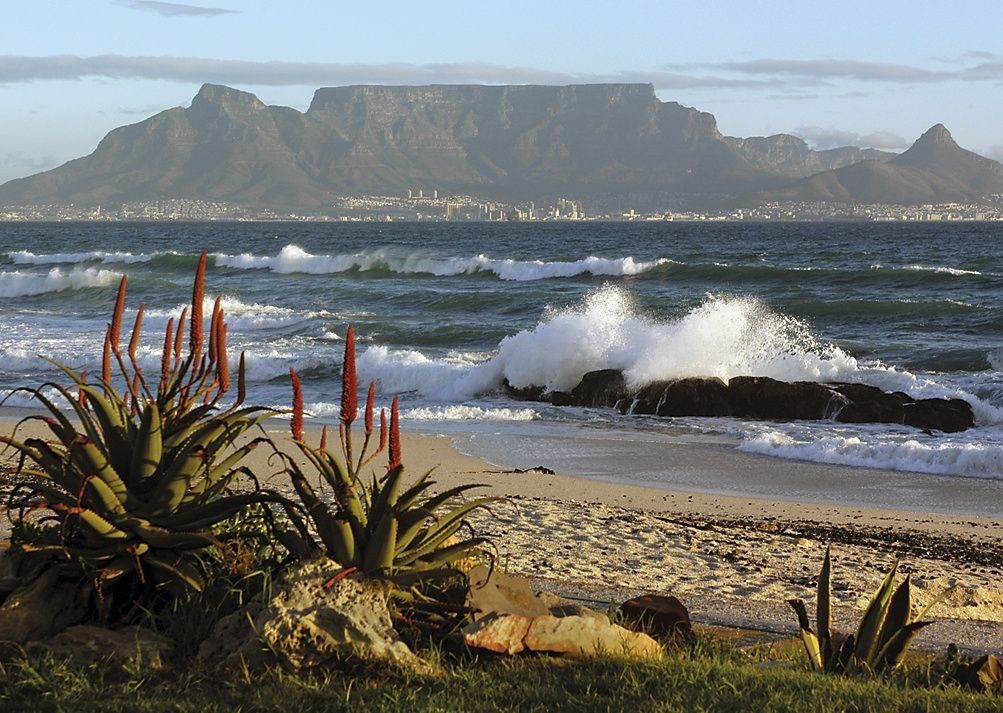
523,615,662,659
197,559,425,672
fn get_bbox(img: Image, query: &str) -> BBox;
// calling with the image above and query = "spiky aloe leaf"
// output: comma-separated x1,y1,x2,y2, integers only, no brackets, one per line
876,575,913,655
130,402,163,484
789,598,824,670
817,544,833,654
873,621,931,671
853,562,899,664
362,513,398,574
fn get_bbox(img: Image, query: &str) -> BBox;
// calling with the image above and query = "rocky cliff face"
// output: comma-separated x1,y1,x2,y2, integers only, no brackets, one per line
725,134,895,178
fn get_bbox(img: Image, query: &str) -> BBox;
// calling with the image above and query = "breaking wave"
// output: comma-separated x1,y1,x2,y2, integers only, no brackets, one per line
0,267,122,297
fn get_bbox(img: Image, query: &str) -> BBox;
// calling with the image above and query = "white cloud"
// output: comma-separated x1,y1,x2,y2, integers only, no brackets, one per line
116,1,238,17
795,126,910,150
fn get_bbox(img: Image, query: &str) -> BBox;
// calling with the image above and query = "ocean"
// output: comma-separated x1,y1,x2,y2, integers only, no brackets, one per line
1,220,1002,489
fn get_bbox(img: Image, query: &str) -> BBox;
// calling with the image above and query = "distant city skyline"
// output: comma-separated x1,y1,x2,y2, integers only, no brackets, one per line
3,0,1003,182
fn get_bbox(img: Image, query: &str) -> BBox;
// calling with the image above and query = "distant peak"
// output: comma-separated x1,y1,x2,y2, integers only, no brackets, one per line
915,123,955,146
190,83,264,110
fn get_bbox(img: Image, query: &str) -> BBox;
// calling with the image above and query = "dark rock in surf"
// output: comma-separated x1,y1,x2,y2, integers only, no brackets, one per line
727,376,847,421
548,369,975,433
503,380,549,403
568,369,630,408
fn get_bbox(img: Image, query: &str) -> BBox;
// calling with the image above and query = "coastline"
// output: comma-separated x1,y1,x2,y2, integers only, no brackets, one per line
2,407,1001,653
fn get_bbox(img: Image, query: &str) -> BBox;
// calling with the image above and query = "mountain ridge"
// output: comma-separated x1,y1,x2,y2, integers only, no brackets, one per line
2,83,992,210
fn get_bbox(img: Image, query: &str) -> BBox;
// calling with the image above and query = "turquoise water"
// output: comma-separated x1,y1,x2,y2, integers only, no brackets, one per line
1,221,1002,483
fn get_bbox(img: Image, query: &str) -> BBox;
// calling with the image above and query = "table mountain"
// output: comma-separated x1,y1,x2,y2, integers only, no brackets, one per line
0,83,895,211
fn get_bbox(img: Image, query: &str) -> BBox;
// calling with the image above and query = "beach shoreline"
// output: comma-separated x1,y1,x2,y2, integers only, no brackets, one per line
2,407,1001,653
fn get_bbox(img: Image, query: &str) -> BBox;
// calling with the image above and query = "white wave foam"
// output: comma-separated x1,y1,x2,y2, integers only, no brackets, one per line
402,405,539,421
0,267,122,297
871,263,989,277
214,244,674,281
348,285,1000,425
738,424,1003,480
9,250,155,265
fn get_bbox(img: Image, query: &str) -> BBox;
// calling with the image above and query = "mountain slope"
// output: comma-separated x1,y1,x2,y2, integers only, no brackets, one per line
760,124,1003,204
0,84,818,210
724,134,895,178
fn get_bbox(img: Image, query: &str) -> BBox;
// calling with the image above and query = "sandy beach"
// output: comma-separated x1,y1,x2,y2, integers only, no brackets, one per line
2,408,1001,654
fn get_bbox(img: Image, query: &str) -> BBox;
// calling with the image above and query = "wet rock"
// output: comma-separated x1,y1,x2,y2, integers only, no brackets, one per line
502,380,548,402
901,398,974,433
569,369,630,408
630,381,674,415
728,377,845,420
657,377,732,417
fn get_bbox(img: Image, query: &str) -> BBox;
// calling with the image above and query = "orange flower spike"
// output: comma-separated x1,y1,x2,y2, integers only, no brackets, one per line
102,326,112,384
217,323,230,393
109,275,128,355
174,307,188,361
388,396,402,469
190,251,207,357
319,424,329,452
128,304,145,362
339,325,357,425
364,380,376,436
378,408,387,452
290,367,304,441
160,317,174,388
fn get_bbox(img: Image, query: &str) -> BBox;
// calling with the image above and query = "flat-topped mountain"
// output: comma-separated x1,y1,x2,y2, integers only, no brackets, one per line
759,124,1003,204
0,83,903,210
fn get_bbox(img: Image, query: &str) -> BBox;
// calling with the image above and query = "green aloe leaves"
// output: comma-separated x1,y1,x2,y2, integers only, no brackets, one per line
788,545,951,675
2,254,285,594
281,327,495,588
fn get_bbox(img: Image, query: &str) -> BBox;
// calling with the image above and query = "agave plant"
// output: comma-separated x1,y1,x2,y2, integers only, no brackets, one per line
788,545,949,675
279,326,495,588
1,253,286,595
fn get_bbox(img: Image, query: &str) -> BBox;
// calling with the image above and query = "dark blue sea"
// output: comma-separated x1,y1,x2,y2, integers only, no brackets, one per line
1,221,1002,484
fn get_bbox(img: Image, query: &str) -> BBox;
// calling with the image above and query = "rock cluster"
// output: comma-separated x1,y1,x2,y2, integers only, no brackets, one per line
513,371,975,433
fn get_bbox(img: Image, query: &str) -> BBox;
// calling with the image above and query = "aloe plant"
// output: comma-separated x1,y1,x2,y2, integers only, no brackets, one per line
2,254,286,595
279,326,495,588
788,545,949,675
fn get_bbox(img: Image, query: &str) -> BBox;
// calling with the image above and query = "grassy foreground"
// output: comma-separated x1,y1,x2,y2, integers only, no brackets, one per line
1,645,1000,713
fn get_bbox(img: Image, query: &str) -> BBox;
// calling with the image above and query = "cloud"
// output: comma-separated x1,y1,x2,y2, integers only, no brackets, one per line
693,59,950,83
794,126,910,150
4,151,60,172
116,1,238,17
0,54,779,90
765,93,819,101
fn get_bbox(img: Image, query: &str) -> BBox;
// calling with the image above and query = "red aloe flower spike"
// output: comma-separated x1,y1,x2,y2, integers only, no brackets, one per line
378,408,387,453
174,307,188,362
319,425,328,452
290,368,304,441
217,323,230,394
388,396,401,469
340,325,357,425
190,251,207,357
364,380,375,436
236,351,247,405
102,326,112,384
128,304,145,363
109,275,128,356
160,317,174,391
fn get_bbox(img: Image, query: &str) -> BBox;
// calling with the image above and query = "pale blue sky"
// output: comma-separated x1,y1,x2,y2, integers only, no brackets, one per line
3,0,1003,182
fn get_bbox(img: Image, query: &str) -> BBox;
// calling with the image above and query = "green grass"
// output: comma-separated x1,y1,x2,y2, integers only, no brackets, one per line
1,644,1000,713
